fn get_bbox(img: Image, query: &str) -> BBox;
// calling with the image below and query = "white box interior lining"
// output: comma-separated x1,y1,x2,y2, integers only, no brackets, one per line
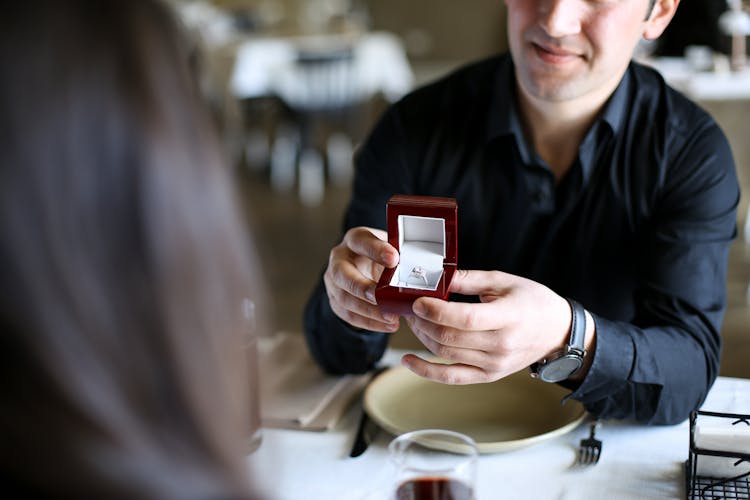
390,215,445,291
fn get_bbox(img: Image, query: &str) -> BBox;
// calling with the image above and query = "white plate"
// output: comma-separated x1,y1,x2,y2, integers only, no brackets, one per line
364,365,586,454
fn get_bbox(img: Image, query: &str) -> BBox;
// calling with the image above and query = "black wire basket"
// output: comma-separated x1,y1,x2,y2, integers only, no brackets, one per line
686,410,750,499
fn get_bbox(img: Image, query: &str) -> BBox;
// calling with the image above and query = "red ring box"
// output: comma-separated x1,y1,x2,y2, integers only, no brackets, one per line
375,195,458,315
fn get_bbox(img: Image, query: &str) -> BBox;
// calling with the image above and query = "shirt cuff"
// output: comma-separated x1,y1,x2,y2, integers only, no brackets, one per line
564,314,635,404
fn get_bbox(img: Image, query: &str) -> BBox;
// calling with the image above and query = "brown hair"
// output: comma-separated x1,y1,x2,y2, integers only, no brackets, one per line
0,1,262,498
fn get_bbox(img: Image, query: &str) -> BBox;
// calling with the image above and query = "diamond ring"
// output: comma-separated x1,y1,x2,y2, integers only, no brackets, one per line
408,266,428,286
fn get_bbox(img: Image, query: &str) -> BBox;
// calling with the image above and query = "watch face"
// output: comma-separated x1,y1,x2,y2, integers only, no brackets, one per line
539,355,583,383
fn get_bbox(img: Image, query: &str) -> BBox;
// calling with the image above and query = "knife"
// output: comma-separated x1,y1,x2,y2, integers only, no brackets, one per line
349,365,388,458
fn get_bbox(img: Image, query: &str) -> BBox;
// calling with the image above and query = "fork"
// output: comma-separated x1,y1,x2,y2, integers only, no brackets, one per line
577,420,602,466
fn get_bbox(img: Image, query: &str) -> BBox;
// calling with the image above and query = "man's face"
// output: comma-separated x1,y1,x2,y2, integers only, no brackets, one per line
505,0,662,103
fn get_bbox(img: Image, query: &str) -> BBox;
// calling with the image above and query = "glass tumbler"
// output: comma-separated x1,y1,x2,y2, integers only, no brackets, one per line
388,429,478,500
243,298,262,453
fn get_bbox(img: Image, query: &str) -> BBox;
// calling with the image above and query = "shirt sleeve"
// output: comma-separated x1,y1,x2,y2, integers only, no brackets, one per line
567,119,740,425
303,106,414,374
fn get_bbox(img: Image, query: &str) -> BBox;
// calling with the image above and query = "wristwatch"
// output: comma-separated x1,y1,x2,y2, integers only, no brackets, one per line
529,298,587,383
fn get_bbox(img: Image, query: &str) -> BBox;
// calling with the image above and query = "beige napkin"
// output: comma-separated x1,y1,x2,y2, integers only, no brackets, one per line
258,332,370,431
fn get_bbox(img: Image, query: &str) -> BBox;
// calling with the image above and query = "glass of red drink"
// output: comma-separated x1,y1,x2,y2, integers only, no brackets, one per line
389,429,478,500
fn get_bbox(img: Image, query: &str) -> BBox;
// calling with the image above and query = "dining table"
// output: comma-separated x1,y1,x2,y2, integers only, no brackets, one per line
229,30,414,107
246,348,750,499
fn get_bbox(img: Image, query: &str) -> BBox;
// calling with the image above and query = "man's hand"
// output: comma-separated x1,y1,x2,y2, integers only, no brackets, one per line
402,269,587,384
323,226,401,332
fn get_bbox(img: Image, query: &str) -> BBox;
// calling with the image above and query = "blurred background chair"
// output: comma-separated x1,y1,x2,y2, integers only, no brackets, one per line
272,43,359,206
230,31,412,206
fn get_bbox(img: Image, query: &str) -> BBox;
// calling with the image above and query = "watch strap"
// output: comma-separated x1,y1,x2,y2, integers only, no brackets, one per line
567,298,586,354
529,298,587,382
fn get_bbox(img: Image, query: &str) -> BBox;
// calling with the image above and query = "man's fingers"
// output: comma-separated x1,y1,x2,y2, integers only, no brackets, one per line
320,226,404,332
412,296,518,331
400,354,494,385
338,311,400,333
329,297,399,333
405,315,495,351
448,269,516,296
409,326,491,367
343,227,399,268
325,270,398,325
326,251,379,304
327,226,398,305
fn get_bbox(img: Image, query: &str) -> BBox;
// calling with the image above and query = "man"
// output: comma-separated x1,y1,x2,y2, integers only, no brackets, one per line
304,0,740,425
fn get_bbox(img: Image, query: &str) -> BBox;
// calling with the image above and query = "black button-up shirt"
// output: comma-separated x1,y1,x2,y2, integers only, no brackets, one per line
304,53,740,425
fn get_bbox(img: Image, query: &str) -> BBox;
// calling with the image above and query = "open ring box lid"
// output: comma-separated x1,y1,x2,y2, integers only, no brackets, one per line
375,195,458,314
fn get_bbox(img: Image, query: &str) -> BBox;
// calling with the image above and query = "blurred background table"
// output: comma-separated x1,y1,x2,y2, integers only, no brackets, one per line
230,31,412,106
642,56,750,101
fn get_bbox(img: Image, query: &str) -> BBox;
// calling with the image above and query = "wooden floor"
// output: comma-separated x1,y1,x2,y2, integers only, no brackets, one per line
239,170,750,380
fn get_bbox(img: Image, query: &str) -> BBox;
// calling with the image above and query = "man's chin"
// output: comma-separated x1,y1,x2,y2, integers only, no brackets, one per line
521,76,587,103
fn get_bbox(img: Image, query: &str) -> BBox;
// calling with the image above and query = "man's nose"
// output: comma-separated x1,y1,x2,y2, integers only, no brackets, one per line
539,0,583,38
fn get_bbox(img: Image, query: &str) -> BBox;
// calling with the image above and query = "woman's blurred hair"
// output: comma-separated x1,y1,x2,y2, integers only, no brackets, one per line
0,1,262,498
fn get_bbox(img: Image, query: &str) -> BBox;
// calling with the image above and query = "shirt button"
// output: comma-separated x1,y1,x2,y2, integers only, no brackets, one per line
534,184,551,201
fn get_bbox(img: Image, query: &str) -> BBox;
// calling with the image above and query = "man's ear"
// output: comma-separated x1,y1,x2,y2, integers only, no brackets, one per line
643,0,681,40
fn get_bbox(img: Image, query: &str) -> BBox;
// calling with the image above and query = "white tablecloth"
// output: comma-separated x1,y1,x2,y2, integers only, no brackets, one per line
230,31,414,105
246,349,750,500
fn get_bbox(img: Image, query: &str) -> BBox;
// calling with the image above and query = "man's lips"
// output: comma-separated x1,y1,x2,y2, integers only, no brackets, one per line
531,42,584,64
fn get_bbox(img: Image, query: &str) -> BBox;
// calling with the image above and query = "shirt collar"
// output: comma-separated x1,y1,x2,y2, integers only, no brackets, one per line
598,64,631,137
486,54,521,145
578,67,632,182
485,55,538,165
485,56,633,179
